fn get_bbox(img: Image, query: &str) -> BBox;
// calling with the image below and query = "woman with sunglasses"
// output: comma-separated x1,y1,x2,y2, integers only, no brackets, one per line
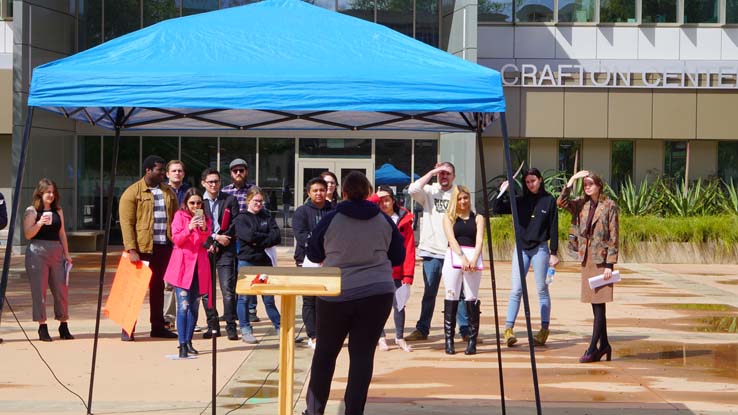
558,170,619,363
320,171,340,209
163,188,213,358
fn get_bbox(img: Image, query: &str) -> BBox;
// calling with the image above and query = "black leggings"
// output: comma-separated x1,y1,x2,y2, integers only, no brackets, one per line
587,303,609,354
305,293,393,415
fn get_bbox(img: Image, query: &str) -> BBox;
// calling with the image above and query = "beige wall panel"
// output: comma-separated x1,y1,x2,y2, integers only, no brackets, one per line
635,140,663,183
564,90,608,138
0,69,11,134
697,92,738,140
608,90,652,139
652,91,696,139
486,87,521,138
529,138,558,172
0,134,10,186
583,138,611,184
520,89,564,138
688,141,717,180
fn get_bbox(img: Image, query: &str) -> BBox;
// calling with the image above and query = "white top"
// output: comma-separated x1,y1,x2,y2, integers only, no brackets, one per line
408,182,453,257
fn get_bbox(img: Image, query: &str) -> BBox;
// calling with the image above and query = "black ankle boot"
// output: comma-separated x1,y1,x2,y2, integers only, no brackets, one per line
59,322,75,340
443,300,458,355
186,342,199,355
464,300,481,355
38,324,52,342
178,343,188,359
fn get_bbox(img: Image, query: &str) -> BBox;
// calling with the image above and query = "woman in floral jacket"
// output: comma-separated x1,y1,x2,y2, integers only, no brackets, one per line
557,170,619,364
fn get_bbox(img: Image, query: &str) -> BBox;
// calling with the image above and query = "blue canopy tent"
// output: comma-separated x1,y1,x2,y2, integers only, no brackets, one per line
375,163,412,186
2,0,543,414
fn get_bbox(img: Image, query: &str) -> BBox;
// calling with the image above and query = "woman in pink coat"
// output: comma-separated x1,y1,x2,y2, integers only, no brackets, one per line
164,188,212,358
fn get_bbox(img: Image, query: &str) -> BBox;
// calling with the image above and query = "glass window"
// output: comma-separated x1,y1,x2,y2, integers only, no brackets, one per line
144,0,181,26
684,0,718,23
411,139,438,218
104,0,141,42
558,139,581,174
142,136,179,164
718,142,738,183
105,136,140,244
416,0,439,46
509,139,529,174
259,138,295,228
221,0,259,7
337,0,374,22
611,140,634,192
183,0,218,15
479,0,513,22
664,140,687,181
79,0,103,50
642,0,677,23
558,0,595,22
516,0,554,22
375,140,412,193
377,0,413,38
78,136,102,230
303,0,337,10
219,137,257,186
600,0,636,22
1,0,13,20
728,0,738,23
298,138,371,158
180,137,218,189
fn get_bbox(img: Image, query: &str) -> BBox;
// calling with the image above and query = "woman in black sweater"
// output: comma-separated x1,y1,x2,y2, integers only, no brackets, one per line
503,168,559,347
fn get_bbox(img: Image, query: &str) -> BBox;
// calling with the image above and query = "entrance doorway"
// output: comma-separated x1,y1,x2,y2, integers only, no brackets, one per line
296,159,375,204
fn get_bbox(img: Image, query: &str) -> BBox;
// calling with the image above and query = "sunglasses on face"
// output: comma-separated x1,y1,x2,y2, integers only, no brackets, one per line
232,168,246,174
188,201,203,205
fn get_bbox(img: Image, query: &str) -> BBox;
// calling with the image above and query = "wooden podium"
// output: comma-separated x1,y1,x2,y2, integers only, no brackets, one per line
236,266,341,415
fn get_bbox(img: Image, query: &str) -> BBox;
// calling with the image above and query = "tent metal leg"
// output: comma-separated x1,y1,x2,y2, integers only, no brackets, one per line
0,107,35,319
475,120,506,415
500,112,542,414
210,253,218,415
87,113,123,415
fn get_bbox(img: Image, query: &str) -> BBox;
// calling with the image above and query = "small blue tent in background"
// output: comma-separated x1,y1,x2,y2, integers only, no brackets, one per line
375,163,412,185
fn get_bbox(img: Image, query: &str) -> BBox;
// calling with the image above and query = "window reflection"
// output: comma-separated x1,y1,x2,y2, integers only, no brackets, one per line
78,136,102,230
79,0,102,50
642,0,677,23
509,139,529,173
558,139,581,174
611,140,634,192
104,0,141,41
183,0,218,15
144,0,181,26
664,141,687,181
516,0,554,22
600,0,636,22
299,139,372,158
375,140,412,202
558,0,595,22
684,0,718,23
180,137,218,189
220,137,257,185
259,138,295,228
416,0,439,46
377,0,414,38
718,142,738,183
479,0,513,22
728,0,738,22
221,0,260,7
338,0,375,22
303,0,337,10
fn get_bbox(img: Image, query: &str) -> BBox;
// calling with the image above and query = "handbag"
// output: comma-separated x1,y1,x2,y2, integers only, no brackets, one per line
450,246,483,270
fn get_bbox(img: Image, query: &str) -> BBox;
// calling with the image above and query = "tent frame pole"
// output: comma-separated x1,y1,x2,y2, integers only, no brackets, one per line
500,112,543,414
87,108,124,415
0,107,35,321
475,115,506,415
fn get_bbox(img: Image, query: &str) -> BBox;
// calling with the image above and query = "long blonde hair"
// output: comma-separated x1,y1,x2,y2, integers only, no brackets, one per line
446,185,471,222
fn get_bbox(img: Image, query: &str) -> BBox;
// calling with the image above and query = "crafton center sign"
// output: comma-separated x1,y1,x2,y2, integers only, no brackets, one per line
501,63,738,89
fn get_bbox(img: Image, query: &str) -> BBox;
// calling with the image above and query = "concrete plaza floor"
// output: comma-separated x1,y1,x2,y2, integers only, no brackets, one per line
1,248,737,414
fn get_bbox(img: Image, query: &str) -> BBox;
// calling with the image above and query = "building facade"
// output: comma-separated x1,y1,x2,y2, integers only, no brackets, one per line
4,0,738,245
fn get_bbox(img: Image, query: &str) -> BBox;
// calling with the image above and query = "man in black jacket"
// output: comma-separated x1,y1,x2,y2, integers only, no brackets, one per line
201,168,241,341
292,177,332,349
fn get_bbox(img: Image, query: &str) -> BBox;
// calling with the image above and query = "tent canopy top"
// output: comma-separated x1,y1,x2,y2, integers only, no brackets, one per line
27,0,505,132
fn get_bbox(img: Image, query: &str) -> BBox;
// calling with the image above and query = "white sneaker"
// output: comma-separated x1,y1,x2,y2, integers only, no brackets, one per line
307,338,316,350
395,338,413,352
241,329,258,344
378,337,390,351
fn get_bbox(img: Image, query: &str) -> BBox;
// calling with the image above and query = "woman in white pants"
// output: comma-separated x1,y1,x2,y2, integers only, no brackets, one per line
441,185,485,355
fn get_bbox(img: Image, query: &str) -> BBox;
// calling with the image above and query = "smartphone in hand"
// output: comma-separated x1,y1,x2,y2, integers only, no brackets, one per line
194,209,204,219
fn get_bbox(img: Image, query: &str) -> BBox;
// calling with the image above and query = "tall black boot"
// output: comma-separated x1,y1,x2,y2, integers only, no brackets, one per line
465,300,481,355
443,300,459,355
59,322,75,340
38,324,52,342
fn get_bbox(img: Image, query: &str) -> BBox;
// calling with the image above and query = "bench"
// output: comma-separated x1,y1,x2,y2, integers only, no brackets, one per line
67,230,105,252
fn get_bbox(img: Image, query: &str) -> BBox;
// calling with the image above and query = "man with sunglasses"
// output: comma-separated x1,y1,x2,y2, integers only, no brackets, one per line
221,158,261,322
119,155,179,341
201,168,241,340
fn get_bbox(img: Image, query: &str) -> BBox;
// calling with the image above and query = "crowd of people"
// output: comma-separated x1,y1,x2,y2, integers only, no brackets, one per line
18,153,620,413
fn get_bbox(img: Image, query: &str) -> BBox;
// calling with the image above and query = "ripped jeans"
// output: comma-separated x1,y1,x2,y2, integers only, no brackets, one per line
175,272,201,345
441,249,482,301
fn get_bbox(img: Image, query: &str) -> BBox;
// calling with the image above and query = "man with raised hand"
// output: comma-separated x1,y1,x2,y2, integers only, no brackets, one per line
201,168,241,340
404,162,469,341
119,155,179,341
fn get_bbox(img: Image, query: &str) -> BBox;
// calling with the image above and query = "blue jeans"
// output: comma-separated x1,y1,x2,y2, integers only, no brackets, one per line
415,257,467,336
176,273,201,344
237,260,281,330
505,243,551,329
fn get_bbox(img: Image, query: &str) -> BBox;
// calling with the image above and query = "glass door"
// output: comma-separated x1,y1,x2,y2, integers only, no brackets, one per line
296,159,374,204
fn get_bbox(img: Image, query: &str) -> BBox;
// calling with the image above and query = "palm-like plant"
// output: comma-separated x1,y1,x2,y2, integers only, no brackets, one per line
661,178,724,216
721,178,738,215
617,177,661,216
